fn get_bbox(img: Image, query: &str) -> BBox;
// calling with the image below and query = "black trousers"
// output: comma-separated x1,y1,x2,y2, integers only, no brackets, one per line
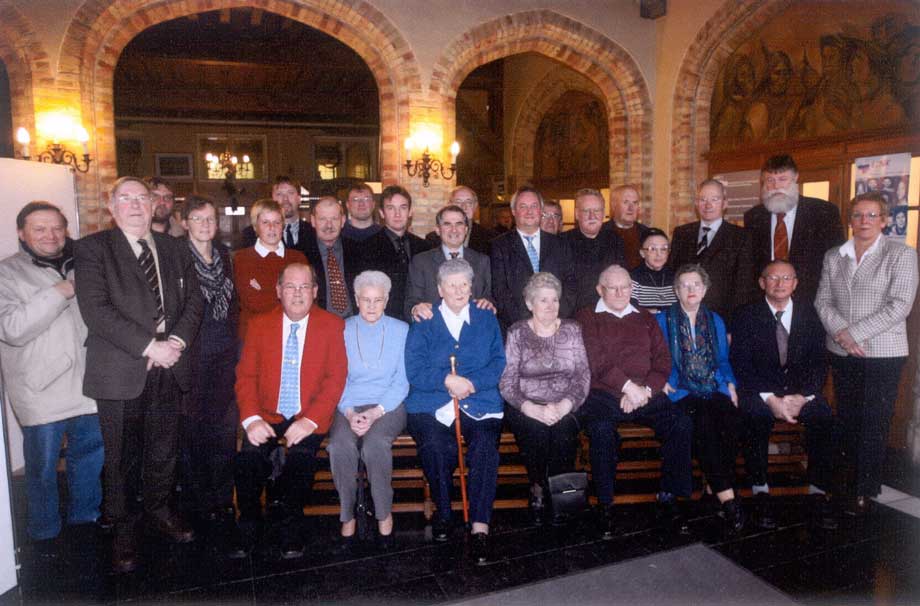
505,404,580,487
830,354,906,497
740,394,837,491
234,418,323,523
577,390,693,505
97,367,181,528
679,392,742,494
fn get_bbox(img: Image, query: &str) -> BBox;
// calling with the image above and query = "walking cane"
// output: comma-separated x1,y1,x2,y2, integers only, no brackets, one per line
449,355,470,524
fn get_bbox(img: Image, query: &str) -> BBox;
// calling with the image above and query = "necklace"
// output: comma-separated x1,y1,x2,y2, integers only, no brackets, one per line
528,318,559,368
355,319,386,368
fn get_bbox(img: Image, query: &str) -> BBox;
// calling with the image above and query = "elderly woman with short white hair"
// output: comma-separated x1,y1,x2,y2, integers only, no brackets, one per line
327,270,409,551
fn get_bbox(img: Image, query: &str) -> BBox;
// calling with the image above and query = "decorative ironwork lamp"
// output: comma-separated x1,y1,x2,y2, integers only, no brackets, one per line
404,134,459,187
17,125,93,173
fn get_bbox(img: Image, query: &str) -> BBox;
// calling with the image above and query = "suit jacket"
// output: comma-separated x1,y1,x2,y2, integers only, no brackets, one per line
730,299,827,402
303,236,362,315
490,230,577,329
561,227,625,311
670,220,755,323
239,220,314,253
404,246,492,319
815,237,919,358
744,196,844,305
235,307,347,433
425,222,497,255
74,229,204,400
360,229,433,322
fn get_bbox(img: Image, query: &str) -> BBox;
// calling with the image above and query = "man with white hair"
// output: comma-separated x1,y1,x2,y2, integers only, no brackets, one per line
744,154,843,305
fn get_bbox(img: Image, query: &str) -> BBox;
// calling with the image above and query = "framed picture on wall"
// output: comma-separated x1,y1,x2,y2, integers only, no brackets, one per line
154,153,194,180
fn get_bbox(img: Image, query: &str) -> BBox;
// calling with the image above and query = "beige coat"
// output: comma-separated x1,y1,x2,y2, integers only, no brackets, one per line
0,251,96,426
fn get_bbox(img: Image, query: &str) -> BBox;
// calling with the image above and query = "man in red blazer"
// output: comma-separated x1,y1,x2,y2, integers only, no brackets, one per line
231,262,346,559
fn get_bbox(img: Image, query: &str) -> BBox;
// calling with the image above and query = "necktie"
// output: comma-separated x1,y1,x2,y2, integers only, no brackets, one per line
449,251,459,259
775,309,788,367
395,236,409,265
285,223,296,249
326,250,349,313
774,213,789,261
524,235,539,273
697,226,711,257
278,323,300,418
137,238,165,328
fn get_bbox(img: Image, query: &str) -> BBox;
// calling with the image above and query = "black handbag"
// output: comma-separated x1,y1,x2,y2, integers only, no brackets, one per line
547,471,588,518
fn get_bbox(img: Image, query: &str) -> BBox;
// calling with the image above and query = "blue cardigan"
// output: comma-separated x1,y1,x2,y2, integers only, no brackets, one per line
404,303,506,418
656,306,737,402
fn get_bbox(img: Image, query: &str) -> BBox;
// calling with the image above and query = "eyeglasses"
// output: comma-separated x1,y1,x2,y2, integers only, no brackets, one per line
850,212,882,221
600,284,630,293
349,196,373,203
642,246,670,253
187,216,216,225
115,194,151,205
451,198,476,207
541,212,562,220
763,275,796,283
357,296,386,306
281,283,314,293
696,198,723,204
677,281,705,291
578,208,605,217
151,193,175,203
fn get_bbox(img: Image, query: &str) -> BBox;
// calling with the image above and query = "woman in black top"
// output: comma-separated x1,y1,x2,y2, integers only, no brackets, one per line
630,228,677,314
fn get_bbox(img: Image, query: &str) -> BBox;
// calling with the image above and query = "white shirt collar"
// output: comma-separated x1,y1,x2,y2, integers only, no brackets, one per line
517,229,540,247
255,239,286,258
700,217,723,233
765,297,793,332
439,300,470,341
839,234,883,262
441,244,464,259
595,299,639,318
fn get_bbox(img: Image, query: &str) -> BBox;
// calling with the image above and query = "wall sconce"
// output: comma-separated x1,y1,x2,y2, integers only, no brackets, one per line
404,134,459,187
16,121,93,174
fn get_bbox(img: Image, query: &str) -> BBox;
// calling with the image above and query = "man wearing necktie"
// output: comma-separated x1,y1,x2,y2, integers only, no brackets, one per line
74,177,204,573
232,263,347,559
730,260,838,531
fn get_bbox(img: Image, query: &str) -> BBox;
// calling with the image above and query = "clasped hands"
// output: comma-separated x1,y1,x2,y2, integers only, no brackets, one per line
345,405,385,437
444,373,476,401
833,328,866,358
246,417,316,446
145,339,183,370
521,399,573,426
766,394,807,424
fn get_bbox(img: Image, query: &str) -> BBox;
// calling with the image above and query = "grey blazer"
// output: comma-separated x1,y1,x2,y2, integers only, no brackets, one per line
815,237,918,358
403,246,492,320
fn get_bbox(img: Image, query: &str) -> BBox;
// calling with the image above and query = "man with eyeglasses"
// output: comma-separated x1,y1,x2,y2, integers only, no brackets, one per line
670,178,755,323
562,188,625,310
74,176,204,572
744,154,844,305
730,260,838,531
424,185,496,254
539,200,564,235
146,177,180,236
490,185,576,330
231,262,346,559
341,182,382,242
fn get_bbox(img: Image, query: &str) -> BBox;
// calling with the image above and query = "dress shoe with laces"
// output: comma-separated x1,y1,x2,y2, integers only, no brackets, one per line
470,532,491,566
146,514,195,543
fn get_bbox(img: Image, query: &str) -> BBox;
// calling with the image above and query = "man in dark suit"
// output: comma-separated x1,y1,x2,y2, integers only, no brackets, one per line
562,188,625,311
730,260,837,530
360,185,433,322
406,204,493,322
74,176,204,572
744,154,844,305
232,263,347,558
240,176,314,251
490,185,577,330
424,185,496,255
303,196,362,318
670,179,755,323
602,185,652,270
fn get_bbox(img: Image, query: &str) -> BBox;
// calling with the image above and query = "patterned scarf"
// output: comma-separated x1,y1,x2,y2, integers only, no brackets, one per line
666,303,718,397
188,240,233,321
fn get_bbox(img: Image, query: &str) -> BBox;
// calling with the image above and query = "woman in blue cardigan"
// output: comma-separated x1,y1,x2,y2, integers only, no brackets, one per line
404,258,506,565
657,264,744,533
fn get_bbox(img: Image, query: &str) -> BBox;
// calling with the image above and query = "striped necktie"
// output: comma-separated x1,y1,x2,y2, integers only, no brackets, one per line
524,235,539,273
137,238,165,327
697,226,711,257
278,323,300,419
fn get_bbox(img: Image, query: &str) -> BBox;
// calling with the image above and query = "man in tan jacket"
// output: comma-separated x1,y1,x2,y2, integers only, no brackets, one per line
0,201,102,556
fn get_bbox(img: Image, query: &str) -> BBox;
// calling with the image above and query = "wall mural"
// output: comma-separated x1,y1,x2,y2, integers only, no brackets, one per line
710,4,919,150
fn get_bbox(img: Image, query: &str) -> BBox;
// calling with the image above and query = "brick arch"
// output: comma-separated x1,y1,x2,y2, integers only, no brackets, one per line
508,68,621,193
430,10,652,216
0,1,53,146
668,0,798,225
58,0,422,230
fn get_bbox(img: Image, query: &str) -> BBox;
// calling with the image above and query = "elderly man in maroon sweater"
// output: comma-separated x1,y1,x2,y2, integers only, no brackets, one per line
575,264,693,540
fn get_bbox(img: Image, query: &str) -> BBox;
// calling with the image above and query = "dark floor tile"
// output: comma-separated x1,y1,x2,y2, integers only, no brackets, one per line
881,449,920,499
316,575,446,606
121,577,255,606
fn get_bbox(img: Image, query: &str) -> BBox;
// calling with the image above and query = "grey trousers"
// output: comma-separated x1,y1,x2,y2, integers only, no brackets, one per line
327,404,407,522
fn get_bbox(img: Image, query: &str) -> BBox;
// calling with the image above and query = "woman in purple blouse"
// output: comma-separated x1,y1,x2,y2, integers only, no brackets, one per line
499,272,590,525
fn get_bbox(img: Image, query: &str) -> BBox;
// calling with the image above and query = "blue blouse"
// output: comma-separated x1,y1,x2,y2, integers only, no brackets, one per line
337,315,409,413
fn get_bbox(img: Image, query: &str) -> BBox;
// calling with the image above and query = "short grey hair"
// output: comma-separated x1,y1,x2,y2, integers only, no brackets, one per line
353,270,392,298
597,264,630,286
437,257,474,286
674,263,711,289
523,272,562,305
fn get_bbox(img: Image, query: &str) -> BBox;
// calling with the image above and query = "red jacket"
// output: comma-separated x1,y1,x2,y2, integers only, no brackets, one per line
236,307,346,433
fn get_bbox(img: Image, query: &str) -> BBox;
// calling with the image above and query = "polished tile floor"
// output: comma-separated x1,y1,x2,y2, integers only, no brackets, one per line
2,453,919,606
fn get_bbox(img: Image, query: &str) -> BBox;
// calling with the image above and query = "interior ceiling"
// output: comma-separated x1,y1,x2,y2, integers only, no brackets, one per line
114,8,379,125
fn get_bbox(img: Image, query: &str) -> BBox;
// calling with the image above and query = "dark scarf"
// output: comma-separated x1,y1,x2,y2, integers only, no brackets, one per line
666,303,718,397
21,238,74,279
187,240,233,321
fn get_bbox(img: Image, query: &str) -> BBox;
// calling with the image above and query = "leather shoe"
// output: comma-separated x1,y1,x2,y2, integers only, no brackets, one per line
431,517,451,543
720,498,745,535
470,532,491,566
811,495,839,530
597,504,616,541
376,532,395,552
656,497,690,535
529,495,545,527
844,495,871,517
147,514,195,543
279,533,304,560
112,533,139,574
753,493,777,530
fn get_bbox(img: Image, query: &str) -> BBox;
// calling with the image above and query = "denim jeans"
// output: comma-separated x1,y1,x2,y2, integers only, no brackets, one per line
21,414,104,540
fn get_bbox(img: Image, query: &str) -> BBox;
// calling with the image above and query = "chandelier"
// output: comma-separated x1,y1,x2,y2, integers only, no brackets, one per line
205,150,251,179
